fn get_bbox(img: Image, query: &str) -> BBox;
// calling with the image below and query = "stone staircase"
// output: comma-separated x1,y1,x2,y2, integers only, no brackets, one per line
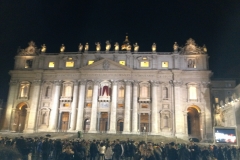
0,131,188,144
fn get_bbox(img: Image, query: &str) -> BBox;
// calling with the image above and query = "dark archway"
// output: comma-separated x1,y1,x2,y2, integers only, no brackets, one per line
117,119,124,132
84,119,90,132
187,106,201,139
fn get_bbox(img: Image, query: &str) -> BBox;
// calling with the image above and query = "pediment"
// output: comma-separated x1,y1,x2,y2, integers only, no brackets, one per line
79,58,133,71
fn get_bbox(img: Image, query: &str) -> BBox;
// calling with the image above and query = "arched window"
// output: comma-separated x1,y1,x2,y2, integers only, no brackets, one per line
45,86,51,97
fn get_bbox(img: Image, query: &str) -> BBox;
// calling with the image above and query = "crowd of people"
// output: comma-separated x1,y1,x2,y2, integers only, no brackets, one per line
0,136,240,160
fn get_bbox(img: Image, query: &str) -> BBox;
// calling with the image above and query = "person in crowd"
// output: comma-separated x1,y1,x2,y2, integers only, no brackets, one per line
178,143,190,160
98,142,106,160
113,139,122,160
90,140,98,160
105,142,113,160
167,142,178,160
201,146,210,160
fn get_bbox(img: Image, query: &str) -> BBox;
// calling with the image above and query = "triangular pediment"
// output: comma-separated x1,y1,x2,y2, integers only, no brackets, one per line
79,58,133,71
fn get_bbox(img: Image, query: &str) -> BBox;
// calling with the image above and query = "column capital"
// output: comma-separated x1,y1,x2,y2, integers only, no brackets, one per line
54,80,62,86
9,79,18,85
201,81,210,88
73,80,79,86
79,80,87,85
133,81,139,86
124,80,132,86
169,80,183,87
151,81,160,87
93,80,100,85
33,79,42,85
111,80,118,85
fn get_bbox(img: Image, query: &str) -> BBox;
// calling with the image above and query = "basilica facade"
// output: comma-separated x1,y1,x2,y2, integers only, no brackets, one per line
3,37,213,140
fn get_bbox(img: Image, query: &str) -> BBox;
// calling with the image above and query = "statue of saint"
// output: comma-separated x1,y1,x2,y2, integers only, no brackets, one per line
152,43,156,52
214,105,224,126
60,44,65,52
173,42,178,51
114,42,119,51
78,43,83,52
105,41,111,51
41,44,46,53
126,43,131,51
85,43,89,51
203,44,207,53
133,43,139,52
95,42,101,51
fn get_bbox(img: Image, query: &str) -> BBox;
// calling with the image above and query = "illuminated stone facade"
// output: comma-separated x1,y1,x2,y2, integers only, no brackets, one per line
3,38,213,140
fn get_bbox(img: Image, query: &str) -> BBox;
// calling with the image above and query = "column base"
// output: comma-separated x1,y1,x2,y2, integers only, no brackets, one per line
107,130,116,134
23,129,35,133
175,133,189,140
88,130,98,133
67,129,78,133
122,131,131,134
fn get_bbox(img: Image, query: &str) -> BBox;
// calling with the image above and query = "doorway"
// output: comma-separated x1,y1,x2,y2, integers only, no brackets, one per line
61,112,69,132
99,112,108,132
187,107,201,139
13,103,28,132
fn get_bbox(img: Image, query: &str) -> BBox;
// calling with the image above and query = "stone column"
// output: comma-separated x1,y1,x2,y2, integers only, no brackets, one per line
132,81,138,134
201,82,212,139
183,111,188,134
108,81,118,134
69,81,79,131
58,112,62,131
123,81,131,134
25,80,41,133
97,112,101,131
200,112,206,140
24,108,30,130
88,81,99,133
48,80,61,131
76,80,86,131
10,109,16,131
138,113,140,132
4,80,18,131
151,81,159,134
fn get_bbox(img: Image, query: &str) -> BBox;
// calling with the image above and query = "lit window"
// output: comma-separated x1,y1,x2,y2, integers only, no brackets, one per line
118,104,124,108
118,86,124,98
48,62,55,68
189,86,197,99
119,61,125,65
187,59,196,68
86,103,92,108
88,60,94,65
87,86,93,97
141,61,149,67
142,57,147,60
142,104,148,108
65,86,72,97
63,103,70,107
66,61,74,67
162,62,168,68
68,57,73,60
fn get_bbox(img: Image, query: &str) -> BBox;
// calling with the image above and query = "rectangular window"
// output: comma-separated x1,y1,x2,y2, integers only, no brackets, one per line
63,103,70,107
66,61,74,67
87,89,93,97
162,62,168,68
48,62,55,68
141,61,149,67
88,60,94,65
118,104,124,108
25,59,33,68
215,98,219,103
189,86,197,99
86,103,92,108
119,61,125,66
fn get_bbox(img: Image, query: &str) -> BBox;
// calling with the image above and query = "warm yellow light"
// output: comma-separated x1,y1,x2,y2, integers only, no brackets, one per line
48,62,55,68
141,61,149,67
162,62,168,68
63,103,70,107
142,57,147,60
119,61,125,65
68,57,73,60
88,60,94,65
66,61,74,67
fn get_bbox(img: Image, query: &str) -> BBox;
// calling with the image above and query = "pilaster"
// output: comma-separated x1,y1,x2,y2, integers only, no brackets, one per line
69,80,79,131
151,81,159,134
123,80,132,134
132,81,138,134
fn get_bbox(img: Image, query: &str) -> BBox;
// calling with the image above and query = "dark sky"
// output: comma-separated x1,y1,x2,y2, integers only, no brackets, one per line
0,1,240,101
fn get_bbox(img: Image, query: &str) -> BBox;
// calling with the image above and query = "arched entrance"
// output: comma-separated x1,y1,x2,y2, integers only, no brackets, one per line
13,102,28,132
84,119,90,132
117,119,124,132
187,106,201,139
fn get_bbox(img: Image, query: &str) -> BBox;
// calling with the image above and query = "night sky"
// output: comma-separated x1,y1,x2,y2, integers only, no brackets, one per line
0,1,240,101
